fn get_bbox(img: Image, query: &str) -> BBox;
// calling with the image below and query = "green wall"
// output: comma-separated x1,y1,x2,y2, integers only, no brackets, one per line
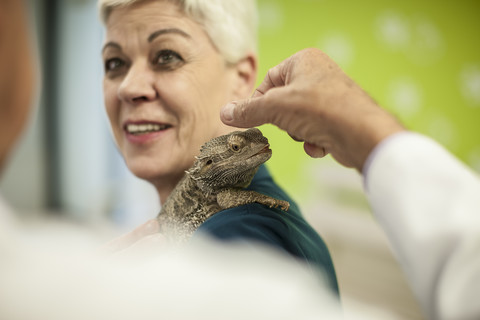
256,0,480,201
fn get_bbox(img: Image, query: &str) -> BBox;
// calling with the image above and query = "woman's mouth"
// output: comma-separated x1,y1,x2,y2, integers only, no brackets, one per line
123,121,172,144
125,123,171,135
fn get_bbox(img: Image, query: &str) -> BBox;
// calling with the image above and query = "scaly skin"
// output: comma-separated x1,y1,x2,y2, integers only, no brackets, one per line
157,128,289,243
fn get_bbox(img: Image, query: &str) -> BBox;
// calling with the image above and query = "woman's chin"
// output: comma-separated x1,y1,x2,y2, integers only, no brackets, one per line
128,162,185,185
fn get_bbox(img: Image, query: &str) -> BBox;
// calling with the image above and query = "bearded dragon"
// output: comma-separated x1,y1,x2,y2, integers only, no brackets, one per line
157,128,289,243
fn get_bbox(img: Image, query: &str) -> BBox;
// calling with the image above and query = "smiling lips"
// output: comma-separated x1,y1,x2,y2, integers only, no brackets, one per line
123,121,172,144
125,122,171,135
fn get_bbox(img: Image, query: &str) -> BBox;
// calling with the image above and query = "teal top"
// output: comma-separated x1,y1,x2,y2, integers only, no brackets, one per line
195,165,339,296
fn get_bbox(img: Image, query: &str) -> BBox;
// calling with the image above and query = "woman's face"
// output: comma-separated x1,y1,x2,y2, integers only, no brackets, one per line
102,0,252,197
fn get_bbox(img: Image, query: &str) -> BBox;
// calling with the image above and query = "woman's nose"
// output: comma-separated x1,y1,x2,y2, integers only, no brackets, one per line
117,62,157,104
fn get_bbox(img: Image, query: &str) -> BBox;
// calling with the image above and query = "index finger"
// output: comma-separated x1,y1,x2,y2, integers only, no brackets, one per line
252,60,289,98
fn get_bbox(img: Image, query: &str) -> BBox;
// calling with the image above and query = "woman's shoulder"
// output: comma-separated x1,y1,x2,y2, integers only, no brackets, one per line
195,201,340,295
195,163,320,256
199,165,304,235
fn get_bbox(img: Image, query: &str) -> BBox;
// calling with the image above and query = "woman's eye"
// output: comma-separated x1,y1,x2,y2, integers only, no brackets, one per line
104,58,125,73
154,50,184,68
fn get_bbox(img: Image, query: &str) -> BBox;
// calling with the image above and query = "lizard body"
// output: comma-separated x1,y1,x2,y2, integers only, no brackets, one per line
157,128,289,242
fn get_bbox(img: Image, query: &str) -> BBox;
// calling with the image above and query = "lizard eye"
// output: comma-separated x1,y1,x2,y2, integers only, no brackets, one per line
206,159,213,165
231,144,240,152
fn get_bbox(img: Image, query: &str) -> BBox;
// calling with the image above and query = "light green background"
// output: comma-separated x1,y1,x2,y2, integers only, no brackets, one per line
256,0,480,202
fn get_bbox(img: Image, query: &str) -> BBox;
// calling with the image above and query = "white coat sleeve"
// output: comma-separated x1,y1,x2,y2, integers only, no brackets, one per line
364,132,480,320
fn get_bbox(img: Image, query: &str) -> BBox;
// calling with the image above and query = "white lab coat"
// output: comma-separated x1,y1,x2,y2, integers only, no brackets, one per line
365,132,480,320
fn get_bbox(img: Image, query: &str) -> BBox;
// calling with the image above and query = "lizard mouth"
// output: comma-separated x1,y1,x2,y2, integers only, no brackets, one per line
256,144,271,155
248,144,272,160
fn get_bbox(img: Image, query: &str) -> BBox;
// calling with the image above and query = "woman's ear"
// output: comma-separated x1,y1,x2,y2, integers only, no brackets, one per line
231,52,258,99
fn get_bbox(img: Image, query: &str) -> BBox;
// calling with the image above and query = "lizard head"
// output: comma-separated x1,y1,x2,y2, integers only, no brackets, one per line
186,128,272,193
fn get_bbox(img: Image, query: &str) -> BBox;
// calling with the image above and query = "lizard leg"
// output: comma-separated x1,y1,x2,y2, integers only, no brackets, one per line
217,188,289,211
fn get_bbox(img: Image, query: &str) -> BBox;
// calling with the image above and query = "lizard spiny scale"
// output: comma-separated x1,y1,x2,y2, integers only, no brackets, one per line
156,128,290,243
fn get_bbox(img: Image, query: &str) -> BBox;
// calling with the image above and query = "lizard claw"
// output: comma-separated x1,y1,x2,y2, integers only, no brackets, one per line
275,200,289,212
280,201,290,211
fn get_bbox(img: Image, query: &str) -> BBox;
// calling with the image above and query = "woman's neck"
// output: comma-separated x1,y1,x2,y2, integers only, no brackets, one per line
153,171,186,205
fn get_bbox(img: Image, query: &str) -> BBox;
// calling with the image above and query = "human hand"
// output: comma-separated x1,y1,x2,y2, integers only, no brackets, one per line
221,48,404,171
100,219,166,256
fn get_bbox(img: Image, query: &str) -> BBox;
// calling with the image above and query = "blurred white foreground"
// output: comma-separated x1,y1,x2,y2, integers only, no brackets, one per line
0,199,410,320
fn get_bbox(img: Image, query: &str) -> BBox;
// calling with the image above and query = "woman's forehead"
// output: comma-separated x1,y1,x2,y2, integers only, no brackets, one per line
105,1,195,38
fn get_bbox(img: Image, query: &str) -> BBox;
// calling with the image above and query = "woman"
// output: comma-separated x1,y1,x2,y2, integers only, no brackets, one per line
99,0,339,294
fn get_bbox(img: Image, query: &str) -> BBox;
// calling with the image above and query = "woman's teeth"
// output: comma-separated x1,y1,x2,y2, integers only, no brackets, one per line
126,123,169,135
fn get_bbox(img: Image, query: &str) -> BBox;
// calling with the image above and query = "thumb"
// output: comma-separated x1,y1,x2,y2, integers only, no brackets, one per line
221,97,274,128
303,142,328,158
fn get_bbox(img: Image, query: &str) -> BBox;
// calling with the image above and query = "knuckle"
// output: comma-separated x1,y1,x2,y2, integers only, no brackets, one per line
235,102,248,121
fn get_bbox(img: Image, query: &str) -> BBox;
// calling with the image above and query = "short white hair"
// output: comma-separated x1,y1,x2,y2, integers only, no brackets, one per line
98,0,258,64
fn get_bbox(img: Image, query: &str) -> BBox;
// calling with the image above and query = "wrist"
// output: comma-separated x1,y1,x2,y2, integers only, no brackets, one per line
329,88,404,171
355,109,405,171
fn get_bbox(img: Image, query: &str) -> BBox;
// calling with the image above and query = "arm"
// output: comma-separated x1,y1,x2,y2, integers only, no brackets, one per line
221,48,480,319
366,132,480,320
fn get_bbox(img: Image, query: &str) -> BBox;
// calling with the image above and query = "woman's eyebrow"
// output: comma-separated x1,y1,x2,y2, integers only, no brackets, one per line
148,28,191,43
101,28,190,54
102,42,122,54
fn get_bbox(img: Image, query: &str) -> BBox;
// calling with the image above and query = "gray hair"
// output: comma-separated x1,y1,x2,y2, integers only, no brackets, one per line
98,0,258,63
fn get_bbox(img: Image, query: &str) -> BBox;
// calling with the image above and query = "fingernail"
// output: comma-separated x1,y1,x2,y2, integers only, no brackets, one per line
304,143,326,158
222,102,235,122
